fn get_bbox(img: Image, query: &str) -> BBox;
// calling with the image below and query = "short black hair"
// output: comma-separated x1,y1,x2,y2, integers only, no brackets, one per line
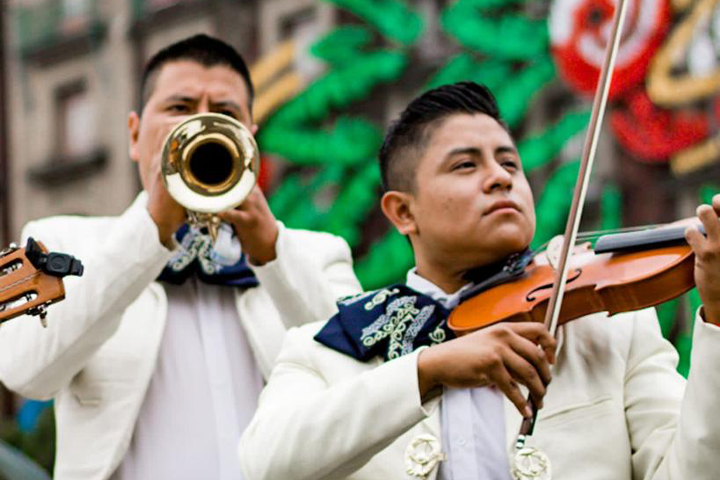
140,34,254,111
378,81,508,192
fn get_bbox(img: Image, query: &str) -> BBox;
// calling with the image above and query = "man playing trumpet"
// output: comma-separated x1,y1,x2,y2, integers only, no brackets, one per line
0,34,361,480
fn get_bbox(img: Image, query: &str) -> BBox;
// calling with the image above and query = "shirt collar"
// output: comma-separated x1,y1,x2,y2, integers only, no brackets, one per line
405,268,473,310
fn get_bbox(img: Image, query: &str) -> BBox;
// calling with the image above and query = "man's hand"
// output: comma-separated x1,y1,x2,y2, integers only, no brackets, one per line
219,186,279,266
145,152,186,248
685,193,720,324
417,322,556,417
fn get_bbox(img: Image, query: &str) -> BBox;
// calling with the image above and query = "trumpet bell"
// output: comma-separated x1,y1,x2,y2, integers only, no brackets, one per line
161,113,260,214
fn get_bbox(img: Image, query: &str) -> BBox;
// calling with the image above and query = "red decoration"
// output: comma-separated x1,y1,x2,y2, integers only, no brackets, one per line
610,89,709,161
257,155,275,192
549,0,671,99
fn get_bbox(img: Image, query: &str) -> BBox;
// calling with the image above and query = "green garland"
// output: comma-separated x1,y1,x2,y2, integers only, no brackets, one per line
531,160,580,249
440,0,550,60
260,0,424,288
519,111,591,171
325,0,423,46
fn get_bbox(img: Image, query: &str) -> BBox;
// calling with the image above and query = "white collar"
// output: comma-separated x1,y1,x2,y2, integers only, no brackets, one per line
405,268,473,310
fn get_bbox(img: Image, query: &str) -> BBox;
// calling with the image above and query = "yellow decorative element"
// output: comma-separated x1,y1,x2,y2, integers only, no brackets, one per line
647,0,720,106
253,72,303,124
249,40,308,124
671,133,720,174
405,434,445,478
671,0,694,13
250,40,295,91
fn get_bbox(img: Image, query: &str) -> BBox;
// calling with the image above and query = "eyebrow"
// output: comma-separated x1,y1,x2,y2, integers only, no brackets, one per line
210,100,243,112
162,95,242,111
444,144,518,161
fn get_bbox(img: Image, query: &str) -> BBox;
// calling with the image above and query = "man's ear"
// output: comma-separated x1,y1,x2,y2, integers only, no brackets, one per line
251,123,258,136
128,111,140,163
381,190,418,236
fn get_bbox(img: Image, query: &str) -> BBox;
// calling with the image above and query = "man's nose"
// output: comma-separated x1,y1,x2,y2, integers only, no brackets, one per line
197,98,211,113
483,162,513,192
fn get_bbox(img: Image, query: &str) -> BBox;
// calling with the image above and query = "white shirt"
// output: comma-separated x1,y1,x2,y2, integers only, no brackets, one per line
113,278,263,480
405,269,512,480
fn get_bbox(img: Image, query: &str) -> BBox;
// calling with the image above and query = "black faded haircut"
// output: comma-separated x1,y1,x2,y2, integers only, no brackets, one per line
140,34,254,112
378,81,508,193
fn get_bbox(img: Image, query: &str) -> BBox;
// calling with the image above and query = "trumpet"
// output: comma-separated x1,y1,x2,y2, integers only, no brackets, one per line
161,113,260,241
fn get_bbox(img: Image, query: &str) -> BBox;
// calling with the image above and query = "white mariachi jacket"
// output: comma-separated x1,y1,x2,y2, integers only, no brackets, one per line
240,293,720,480
0,193,362,480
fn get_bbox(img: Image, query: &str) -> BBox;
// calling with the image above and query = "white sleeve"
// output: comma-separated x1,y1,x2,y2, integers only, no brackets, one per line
239,326,432,480
251,224,362,328
0,205,173,399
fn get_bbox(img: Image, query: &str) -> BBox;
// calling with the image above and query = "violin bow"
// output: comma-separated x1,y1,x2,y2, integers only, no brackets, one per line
512,0,632,469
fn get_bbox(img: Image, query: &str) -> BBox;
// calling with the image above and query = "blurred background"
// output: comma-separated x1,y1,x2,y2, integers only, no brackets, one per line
0,0,718,475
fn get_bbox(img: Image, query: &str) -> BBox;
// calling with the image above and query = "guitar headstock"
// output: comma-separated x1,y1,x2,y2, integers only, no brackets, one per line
0,238,83,326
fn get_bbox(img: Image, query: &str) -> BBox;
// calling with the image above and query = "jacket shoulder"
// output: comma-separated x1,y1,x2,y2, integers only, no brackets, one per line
281,226,351,251
21,214,118,251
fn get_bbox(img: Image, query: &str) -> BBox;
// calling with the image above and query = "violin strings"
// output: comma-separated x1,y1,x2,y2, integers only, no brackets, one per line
531,224,666,253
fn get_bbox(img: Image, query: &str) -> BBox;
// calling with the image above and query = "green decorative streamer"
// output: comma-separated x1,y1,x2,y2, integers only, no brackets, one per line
269,164,345,226
310,26,373,67
354,229,415,289
700,184,720,204
599,183,622,232
495,57,556,128
266,51,408,126
260,0,426,289
323,162,382,247
656,298,680,340
531,160,580,250
260,117,382,166
325,0,424,46
676,288,702,378
441,0,550,59
519,111,591,172
424,55,512,92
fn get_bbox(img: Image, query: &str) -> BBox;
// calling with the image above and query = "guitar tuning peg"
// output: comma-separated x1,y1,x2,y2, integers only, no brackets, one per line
0,243,19,257
26,303,48,328
37,304,48,328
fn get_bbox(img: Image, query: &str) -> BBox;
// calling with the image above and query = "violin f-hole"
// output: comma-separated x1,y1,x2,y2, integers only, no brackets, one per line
526,269,583,302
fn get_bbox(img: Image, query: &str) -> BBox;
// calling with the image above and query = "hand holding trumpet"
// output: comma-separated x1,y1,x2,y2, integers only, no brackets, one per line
146,113,278,264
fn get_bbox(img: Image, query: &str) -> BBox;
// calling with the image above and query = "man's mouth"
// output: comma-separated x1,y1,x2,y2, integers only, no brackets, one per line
484,199,521,215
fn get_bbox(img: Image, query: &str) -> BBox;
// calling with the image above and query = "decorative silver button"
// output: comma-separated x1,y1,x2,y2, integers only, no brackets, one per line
405,434,446,478
511,446,551,480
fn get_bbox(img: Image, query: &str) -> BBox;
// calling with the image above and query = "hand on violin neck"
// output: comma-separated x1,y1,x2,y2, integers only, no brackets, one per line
416,322,556,416
685,194,720,325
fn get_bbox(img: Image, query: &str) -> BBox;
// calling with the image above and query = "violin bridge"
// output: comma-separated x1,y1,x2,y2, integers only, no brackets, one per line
546,235,564,271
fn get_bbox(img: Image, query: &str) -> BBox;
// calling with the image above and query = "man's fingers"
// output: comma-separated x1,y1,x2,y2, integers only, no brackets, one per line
494,371,532,418
503,352,546,409
504,323,557,364
697,204,720,243
712,194,720,215
508,335,552,385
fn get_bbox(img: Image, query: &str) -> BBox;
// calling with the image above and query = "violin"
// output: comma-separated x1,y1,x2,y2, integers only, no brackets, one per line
448,224,698,333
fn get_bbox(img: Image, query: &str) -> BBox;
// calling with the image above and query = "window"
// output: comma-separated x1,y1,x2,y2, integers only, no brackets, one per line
279,6,317,42
54,80,96,160
60,0,91,35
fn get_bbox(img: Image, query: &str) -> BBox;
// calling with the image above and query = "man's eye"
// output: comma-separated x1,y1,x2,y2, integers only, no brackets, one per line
502,159,519,170
453,160,475,170
168,104,189,113
218,110,238,119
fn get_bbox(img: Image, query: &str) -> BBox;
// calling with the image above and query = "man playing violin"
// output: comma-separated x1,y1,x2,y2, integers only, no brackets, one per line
0,34,361,480
240,81,720,479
